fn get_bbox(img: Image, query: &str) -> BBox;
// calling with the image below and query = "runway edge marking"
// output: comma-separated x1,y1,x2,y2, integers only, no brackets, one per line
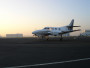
4,58,90,68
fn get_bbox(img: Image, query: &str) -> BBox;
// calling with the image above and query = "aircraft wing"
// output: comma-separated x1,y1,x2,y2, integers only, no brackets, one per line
59,29,81,34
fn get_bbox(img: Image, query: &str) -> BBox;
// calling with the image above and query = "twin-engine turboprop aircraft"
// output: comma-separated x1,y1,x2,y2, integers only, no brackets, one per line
32,19,80,40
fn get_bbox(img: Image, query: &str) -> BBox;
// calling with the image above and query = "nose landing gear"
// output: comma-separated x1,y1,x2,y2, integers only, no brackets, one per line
41,36,49,40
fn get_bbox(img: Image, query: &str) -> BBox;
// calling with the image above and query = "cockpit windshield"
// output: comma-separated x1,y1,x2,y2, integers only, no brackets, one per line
44,27,50,30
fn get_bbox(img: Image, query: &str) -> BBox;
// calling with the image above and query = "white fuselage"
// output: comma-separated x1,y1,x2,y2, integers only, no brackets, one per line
32,26,68,36
32,19,80,38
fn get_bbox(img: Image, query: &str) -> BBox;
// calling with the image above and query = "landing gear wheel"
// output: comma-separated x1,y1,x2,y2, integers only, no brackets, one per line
46,36,49,40
60,35,63,41
60,38,63,41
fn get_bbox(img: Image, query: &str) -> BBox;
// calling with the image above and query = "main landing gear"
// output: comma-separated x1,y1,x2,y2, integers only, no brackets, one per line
60,34,63,41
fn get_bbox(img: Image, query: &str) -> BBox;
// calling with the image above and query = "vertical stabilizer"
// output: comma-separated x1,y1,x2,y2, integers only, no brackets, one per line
68,19,74,31
69,19,74,26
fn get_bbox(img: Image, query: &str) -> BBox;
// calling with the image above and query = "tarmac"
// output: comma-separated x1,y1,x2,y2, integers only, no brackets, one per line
0,37,90,68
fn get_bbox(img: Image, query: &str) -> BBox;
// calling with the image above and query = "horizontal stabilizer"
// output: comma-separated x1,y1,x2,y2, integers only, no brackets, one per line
73,26,80,27
67,26,80,27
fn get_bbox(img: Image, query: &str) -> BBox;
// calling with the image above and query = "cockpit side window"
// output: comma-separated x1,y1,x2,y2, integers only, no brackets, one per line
59,28,61,30
55,28,57,30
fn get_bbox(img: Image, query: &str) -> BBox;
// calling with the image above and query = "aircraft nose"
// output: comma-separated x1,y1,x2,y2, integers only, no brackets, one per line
32,30,41,34
32,31,36,34
32,30,40,34
32,30,51,35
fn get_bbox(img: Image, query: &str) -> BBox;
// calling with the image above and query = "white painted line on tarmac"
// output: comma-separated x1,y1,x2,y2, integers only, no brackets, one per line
4,58,90,68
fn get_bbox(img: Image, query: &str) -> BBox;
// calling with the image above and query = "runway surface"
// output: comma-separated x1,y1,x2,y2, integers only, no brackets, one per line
0,37,90,68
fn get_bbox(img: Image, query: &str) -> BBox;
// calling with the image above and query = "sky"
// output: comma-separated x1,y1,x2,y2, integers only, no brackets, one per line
0,0,90,37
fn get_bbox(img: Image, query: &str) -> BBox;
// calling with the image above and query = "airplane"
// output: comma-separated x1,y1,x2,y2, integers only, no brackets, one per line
32,19,80,40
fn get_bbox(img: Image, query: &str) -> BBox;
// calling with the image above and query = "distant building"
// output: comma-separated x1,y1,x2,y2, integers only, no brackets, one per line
80,30,90,36
0,35,2,38
6,34,23,38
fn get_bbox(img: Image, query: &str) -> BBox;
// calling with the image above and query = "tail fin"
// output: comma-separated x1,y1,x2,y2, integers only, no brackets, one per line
67,19,80,31
68,19,74,31
69,19,74,26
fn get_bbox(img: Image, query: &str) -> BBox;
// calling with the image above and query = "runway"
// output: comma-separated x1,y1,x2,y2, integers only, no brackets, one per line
0,37,90,68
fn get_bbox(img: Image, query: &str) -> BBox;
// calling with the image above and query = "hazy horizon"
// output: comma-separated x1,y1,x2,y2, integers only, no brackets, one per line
0,0,90,37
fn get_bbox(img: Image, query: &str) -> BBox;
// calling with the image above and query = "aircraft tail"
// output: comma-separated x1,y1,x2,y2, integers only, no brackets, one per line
69,19,74,27
67,19,80,31
67,19,74,31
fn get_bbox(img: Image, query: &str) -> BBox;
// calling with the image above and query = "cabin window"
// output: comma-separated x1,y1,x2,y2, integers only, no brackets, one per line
55,28,57,30
59,28,61,30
